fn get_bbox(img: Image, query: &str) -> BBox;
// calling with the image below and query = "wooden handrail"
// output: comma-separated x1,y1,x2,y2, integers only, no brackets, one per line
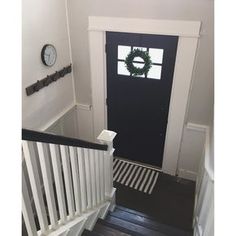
22,129,108,151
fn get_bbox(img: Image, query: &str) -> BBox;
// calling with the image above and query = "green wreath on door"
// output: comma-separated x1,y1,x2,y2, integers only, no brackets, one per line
125,49,152,76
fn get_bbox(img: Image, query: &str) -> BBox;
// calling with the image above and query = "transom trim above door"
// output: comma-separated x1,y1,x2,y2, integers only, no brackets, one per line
88,16,201,175
89,16,201,37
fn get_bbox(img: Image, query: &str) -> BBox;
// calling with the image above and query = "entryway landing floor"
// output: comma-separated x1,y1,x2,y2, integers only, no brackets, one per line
114,172,195,233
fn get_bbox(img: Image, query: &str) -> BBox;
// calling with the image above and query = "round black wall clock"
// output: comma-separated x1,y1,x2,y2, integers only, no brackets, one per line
41,44,57,66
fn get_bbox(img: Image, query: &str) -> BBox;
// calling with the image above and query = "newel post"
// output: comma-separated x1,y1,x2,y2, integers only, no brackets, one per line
97,130,117,198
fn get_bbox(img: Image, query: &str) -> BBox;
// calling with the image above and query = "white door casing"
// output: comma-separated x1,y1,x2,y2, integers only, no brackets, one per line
88,16,200,175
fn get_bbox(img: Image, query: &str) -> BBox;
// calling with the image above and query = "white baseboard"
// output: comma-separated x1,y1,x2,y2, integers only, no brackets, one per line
178,168,197,181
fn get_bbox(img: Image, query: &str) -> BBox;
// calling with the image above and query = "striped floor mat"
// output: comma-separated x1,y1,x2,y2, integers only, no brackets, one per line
113,158,160,195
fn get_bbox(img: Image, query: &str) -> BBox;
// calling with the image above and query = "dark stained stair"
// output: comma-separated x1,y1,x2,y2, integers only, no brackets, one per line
82,205,193,236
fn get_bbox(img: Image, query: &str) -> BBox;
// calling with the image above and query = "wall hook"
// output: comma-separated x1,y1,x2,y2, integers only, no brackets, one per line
59,67,66,77
51,71,58,81
43,75,51,86
33,80,41,92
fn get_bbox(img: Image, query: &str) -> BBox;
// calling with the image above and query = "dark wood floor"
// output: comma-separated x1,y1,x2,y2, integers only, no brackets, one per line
114,172,196,233
83,204,193,236
23,173,195,236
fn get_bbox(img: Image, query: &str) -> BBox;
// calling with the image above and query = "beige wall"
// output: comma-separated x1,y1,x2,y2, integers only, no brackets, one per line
67,0,214,125
22,0,74,130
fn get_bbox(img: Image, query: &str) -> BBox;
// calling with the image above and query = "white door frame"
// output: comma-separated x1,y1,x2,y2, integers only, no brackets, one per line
88,16,200,175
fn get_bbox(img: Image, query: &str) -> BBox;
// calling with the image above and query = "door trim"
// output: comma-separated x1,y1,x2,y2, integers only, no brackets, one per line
88,17,200,37
88,16,200,175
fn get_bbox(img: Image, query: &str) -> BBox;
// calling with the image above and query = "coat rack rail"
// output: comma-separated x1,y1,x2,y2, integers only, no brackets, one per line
25,64,72,96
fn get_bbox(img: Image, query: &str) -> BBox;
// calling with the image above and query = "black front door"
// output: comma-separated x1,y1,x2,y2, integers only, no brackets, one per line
106,32,178,167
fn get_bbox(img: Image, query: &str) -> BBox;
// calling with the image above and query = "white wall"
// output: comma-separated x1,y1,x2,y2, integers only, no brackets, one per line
67,0,214,126
22,0,213,178
22,0,75,130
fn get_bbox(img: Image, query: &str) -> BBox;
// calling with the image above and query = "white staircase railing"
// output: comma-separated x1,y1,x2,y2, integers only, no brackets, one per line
22,129,116,236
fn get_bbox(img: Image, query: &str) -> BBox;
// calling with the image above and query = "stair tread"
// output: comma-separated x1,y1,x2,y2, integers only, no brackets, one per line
94,223,132,236
110,207,192,236
116,205,156,220
82,229,104,236
98,216,167,236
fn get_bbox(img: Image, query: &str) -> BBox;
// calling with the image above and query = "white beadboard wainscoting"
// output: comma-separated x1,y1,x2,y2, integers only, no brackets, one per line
44,104,207,182
177,123,208,181
76,104,94,142
45,104,79,138
193,127,214,236
45,103,94,142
